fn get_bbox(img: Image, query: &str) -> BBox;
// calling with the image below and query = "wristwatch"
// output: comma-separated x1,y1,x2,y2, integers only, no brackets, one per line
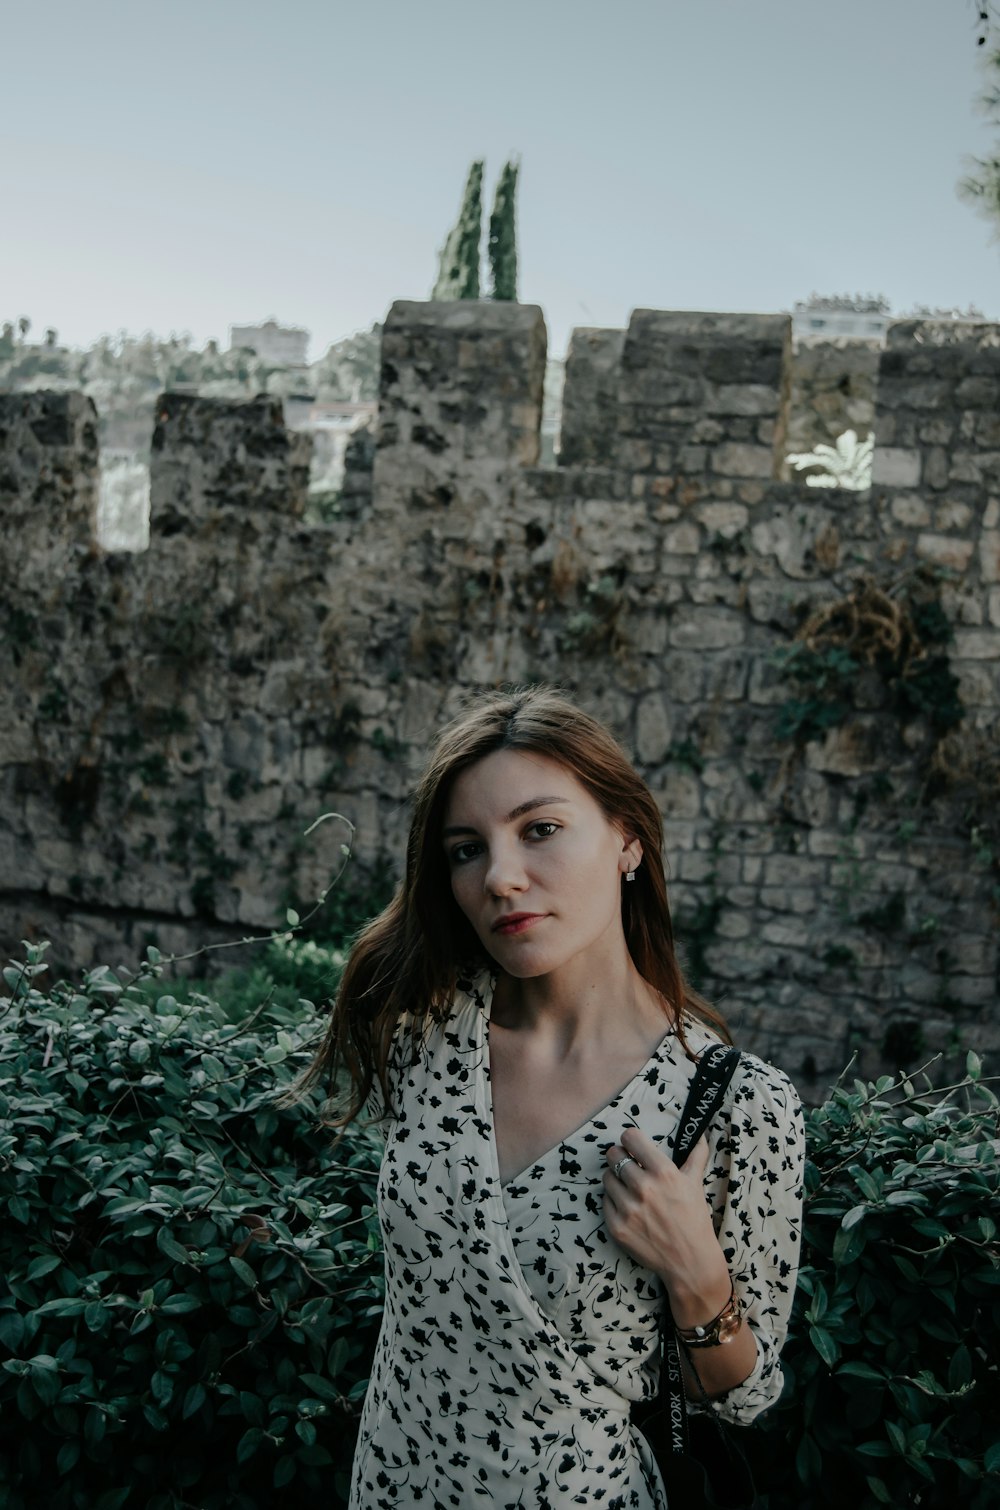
674,1282,745,1348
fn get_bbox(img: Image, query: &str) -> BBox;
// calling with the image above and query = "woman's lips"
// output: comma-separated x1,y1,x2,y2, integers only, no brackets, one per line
492,913,546,936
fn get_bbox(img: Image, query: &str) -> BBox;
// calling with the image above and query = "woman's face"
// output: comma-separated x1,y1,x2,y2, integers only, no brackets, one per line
441,748,641,980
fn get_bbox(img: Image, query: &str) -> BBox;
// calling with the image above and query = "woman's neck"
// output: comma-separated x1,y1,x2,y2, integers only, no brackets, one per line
491,948,668,1060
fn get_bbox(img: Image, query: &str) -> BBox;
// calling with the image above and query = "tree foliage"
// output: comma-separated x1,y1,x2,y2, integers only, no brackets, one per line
960,41,1000,233
431,160,483,300
488,158,520,300
432,158,521,301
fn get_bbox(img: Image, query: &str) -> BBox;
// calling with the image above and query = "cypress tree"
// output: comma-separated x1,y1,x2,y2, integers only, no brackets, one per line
488,158,519,301
432,160,484,300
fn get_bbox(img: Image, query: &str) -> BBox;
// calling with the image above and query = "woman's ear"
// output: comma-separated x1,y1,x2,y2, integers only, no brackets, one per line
619,835,643,876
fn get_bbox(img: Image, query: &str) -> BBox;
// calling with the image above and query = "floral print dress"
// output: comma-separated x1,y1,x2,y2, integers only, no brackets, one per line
349,973,804,1510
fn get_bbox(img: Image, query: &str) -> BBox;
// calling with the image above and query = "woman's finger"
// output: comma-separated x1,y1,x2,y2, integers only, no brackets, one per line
676,1133,711,1181
605,1144,642,1184
619,1124,671,1172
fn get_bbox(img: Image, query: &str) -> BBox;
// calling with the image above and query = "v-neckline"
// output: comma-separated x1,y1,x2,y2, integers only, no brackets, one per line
479,973,676,1191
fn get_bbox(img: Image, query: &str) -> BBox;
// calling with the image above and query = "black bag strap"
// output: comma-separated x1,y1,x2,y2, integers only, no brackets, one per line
672,1043,742,1169
659,1044,742,1457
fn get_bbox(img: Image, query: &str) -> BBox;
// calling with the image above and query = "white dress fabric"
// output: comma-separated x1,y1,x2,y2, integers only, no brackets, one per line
349,972,804,1510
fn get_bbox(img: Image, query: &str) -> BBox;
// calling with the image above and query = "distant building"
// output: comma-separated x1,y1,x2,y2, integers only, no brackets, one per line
229,319,309,367
792,294,988,347
792,294,891,344
283,398,378,500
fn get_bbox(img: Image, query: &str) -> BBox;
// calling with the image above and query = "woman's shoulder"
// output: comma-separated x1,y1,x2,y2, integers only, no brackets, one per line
680,1016,803,1126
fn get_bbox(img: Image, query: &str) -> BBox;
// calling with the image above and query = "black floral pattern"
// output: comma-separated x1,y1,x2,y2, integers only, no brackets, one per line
350,974,804,1509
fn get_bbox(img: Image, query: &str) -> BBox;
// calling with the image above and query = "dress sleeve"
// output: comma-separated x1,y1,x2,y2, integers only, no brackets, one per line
696,1052,805,1425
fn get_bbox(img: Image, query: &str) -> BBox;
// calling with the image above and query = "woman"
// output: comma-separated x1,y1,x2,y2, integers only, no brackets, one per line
305,687,804,1510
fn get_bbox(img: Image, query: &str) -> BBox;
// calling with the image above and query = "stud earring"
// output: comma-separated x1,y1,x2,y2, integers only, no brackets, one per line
625,870,636,883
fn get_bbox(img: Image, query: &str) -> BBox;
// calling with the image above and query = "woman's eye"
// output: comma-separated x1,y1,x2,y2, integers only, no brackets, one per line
449,842,482,865
528,822,560,840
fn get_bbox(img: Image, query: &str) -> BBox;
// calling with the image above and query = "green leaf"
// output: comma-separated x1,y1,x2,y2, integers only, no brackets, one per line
809,1324,840,1367
286,908,300,928
57,1438,81,1475
832,1223,866,1266
0,1311,25,1350
156,1227,193,1265
182,1383,207,1419
966,1049,982,1081
886,1420,907,1454
841,1204,868,1230
274,1453,297,1488
327,1335,349,1381
299,1372,341,1403
985,1441,1000,1475
866,1477,892,1504
158,1293,201,1315
142,1402,169,1432
84,1301,107,1332
838,1361,885,1382
852,1168,881,1202
229,1256,258,1289
35,1297,87,1317
26,1253,63,1281
94,1490,132,1510
236,1427,264,1465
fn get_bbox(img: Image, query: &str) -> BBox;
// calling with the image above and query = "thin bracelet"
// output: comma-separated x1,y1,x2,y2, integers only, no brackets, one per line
674,1279,744,1348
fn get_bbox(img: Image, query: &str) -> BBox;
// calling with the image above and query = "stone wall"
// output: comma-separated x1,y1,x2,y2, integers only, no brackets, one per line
2,303,997,1099
784,339,880,459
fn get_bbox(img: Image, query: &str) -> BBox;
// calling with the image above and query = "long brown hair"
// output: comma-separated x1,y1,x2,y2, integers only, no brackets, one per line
297,686,730,1122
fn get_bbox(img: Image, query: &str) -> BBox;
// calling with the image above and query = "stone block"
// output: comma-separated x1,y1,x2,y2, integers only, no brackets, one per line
668,609,745,651
956,376,1000,407
762,854,827,889
662,521,701,555
710,443,775,480
704,384,780,417
952,628,1000,659
805,720,882,777
715,909,753,939
870,448,920,487
933,500,973,531
757,886,817,916
696,501,749,538
890,493,930,527
655,769,702,820
760,920,808,948
635,695,674,764
979,531,1000,583
915,534,974,571
660,652,704,702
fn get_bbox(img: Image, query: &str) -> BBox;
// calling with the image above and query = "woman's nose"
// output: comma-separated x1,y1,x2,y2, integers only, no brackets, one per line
484,845,528,897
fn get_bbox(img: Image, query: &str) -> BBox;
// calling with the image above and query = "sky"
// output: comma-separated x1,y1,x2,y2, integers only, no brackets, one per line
3,0,998,361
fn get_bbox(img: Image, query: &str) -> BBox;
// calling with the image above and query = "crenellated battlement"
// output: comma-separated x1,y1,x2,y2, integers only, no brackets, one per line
2,301,997,1096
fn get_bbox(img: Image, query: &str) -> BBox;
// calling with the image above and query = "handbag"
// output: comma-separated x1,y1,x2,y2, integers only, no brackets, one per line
632,1042,759,1510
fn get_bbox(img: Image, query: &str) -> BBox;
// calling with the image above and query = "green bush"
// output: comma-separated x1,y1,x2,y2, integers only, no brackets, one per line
0,943,383,1510
3,939,998,1509
138,934,347,1023
751,1062,1000,1509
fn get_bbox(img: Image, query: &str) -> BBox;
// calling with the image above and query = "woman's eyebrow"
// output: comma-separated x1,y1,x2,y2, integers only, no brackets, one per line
442,796,570,838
